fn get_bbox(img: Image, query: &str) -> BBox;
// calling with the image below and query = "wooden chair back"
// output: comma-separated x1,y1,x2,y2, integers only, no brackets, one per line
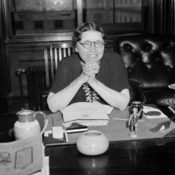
44,42,74,88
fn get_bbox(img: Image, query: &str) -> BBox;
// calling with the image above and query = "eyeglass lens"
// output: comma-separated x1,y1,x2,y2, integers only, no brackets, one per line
79,41,104,49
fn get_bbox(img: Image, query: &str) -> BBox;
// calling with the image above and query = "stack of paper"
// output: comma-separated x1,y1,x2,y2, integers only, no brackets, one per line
61,102,113,127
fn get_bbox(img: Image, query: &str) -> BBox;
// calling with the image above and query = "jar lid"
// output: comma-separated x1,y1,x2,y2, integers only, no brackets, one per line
17,110,35,122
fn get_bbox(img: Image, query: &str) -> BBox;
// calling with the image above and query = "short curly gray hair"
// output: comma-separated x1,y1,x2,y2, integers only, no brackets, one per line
72,22,104,46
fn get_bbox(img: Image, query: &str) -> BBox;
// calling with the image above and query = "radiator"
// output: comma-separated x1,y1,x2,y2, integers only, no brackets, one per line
17,66,47,110
26,67,46,110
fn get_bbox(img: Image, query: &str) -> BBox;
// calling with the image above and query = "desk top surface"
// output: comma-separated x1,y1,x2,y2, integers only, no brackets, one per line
45,106,175,144
1,107,175,175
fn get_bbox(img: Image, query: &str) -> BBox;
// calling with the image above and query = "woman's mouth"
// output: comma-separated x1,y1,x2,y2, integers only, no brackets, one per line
90,54,98,58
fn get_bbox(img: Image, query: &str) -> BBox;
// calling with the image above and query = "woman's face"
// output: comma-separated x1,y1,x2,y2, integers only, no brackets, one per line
76,31,105,63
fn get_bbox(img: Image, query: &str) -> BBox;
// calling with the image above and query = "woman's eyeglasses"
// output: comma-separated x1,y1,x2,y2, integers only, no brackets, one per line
78,40,105,49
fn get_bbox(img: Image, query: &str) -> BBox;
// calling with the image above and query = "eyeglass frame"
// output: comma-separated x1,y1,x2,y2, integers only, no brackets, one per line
78,40,105,49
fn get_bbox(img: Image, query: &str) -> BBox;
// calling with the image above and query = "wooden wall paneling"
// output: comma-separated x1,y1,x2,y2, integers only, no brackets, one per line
170,0,175,34
153,0,162,33
160,0,165,33
161,0,172,33
173,0,175,34
0,0,10,112
150,0,175,34
166,0,171,33
144,0,155,33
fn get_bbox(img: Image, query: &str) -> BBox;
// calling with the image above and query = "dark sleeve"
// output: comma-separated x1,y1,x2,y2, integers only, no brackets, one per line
49,60,73,93
99,52,132,99
108,52,130,90
108,53,133,101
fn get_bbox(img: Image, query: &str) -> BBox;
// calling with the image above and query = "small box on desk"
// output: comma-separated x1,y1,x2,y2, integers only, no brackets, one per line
43,112,68,146
43,129,68,146
43,112,88,146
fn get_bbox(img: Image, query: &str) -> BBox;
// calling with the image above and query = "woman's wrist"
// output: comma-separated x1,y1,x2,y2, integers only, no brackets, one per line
76,73,89,85
88,76,97,86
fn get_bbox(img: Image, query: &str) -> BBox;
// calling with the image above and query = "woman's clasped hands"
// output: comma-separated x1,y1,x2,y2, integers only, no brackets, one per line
81,61,100,84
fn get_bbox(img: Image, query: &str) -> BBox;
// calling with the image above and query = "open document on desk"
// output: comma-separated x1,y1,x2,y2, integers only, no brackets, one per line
0,135,47,175
61,102,113,127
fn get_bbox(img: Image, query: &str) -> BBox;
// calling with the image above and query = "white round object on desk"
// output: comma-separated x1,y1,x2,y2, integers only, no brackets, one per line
76,130,109,156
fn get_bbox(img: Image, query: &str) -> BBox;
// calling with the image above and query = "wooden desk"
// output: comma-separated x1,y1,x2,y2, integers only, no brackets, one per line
44,106,175,175
1,111,175,175
45,137,175,175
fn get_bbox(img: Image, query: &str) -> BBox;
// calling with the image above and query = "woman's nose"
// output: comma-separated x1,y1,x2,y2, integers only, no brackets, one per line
90,43,97,51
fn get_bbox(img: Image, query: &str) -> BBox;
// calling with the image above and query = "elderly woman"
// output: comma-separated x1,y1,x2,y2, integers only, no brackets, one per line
47,22,131,112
